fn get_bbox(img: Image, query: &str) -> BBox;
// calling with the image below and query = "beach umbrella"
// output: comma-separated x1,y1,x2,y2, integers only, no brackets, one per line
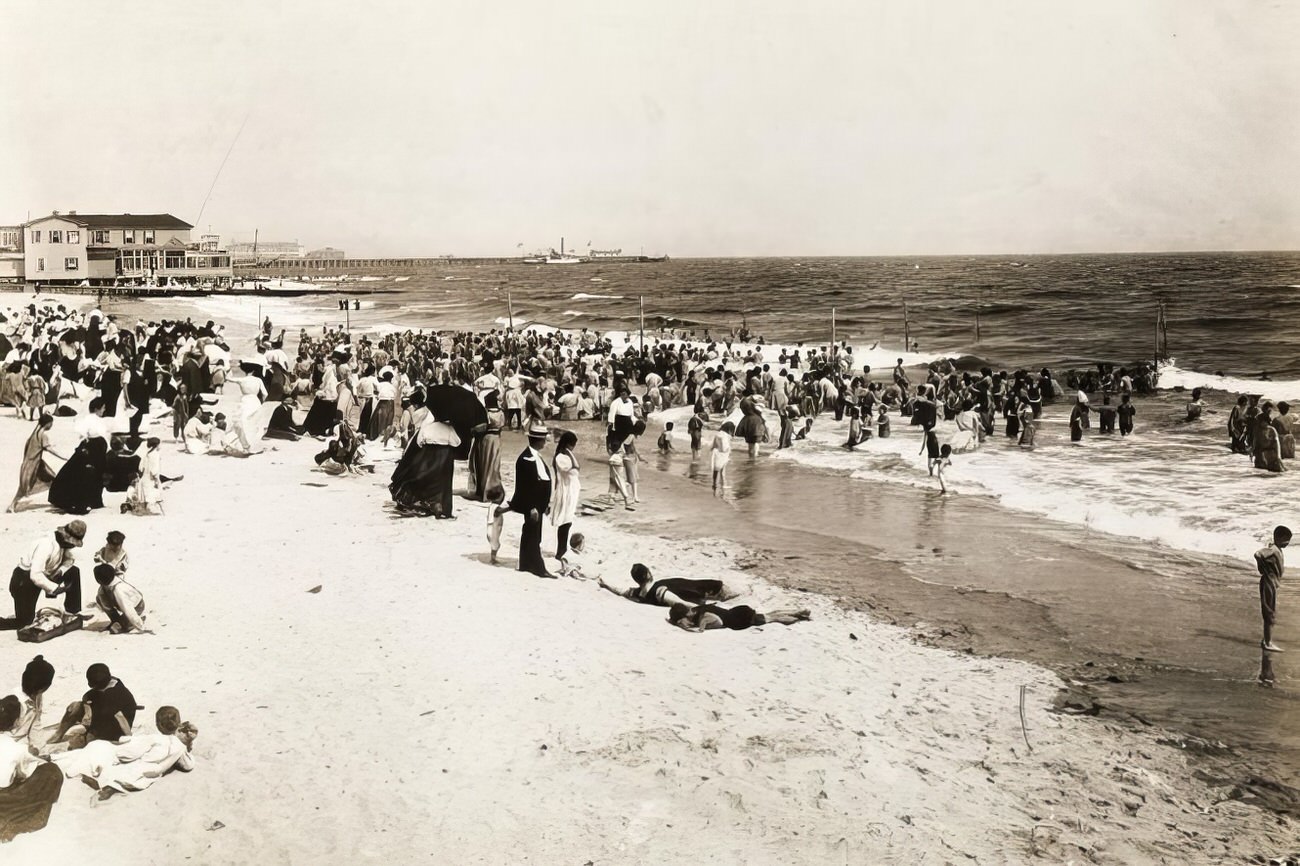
424,384,488,460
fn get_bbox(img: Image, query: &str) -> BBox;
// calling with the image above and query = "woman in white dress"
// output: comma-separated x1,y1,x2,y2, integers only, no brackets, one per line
231,362,268,455
124,437,163,515
550,430,581,570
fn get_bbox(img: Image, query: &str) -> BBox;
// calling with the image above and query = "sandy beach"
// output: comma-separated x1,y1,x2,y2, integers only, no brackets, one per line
0,295,1295,863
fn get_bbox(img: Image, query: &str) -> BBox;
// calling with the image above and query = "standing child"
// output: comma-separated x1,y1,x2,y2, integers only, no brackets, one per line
1257,525,1291,653
1117,393,1136,436
657,422,676,454
877,404,891,438
921,423,941,472
688,411,706,459
25,371,47,421
172,384,191,443
934,444,953,494
94,531,130,577
845,406,861,449
711,421,735,492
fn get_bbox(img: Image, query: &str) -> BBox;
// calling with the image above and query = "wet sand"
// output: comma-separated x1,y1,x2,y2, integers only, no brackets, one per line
589,429,1300,806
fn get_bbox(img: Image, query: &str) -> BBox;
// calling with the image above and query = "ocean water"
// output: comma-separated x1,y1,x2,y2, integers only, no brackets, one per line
140,252,1300,562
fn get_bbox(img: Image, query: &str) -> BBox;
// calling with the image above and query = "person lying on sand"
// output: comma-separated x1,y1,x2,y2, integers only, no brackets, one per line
53,706,196,801
599,563,742,606
667,602,810,632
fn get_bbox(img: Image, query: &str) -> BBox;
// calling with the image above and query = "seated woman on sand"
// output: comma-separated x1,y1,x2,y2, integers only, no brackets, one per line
667,602,810,632
0,695,64,842
598,563,741,606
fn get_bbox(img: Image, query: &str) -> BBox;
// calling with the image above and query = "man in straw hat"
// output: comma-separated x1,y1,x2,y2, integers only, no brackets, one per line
0,520,87,630
508,422,555,578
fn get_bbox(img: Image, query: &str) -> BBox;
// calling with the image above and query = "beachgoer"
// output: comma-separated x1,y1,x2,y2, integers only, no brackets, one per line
52,705,196,801
0,521,86,631
0,695,64,842
1257,525,1290,652
124,437,164,515
1117,393,1136,436
1254,407,1285,473
1274,401,1296,460
550,431,581,571
1186,387,1205,423
389,410,461,517
711,421,735,493
657,422,675,453
51,663,136,749
1228,395,1250,454
1097,395,1117,434
93,563,147,634
508,423,555,578
667,602,810,632
48,397,108,514
8,415,65,512
1069,396,1089,443
6,655,55,747
877,404,890,439
934,444,953,494
598,563,740,606
465,391,505,502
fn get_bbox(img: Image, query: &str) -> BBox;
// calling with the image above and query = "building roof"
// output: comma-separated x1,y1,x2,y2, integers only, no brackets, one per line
24,213,194,230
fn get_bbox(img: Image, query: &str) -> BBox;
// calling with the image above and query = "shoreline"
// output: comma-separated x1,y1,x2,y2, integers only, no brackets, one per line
1,292,1295,860
2,410,1296,861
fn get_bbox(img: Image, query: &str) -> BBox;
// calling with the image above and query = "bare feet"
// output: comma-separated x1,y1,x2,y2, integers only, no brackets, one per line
1262,641,1284,653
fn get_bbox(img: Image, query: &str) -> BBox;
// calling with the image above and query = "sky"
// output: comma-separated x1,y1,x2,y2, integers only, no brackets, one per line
4,1,1298,257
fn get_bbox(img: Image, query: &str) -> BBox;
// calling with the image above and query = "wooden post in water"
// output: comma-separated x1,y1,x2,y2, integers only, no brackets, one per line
903,300,910,351
975,309,981,343
639,295,646,358
507,292,514,331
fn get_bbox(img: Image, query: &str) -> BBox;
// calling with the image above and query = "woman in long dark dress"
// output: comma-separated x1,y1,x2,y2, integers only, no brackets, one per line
465,391,504,502
389,412,461,517
301,360,340,437
49,399,109,515
97,345,125,417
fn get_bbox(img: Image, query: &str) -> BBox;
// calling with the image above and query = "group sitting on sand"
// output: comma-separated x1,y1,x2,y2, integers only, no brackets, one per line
0,656,196,841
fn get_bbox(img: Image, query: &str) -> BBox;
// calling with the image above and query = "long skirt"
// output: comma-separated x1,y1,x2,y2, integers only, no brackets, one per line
390,442,456,516
465,431,503,502
1282,434,1296,460
357,399,375,440
736,413,766,445
302,396,338,437
12,430,56,508
368,399,395,441
0,762,64,842
266,364,289,403
48,438,106,514
99,369,122,416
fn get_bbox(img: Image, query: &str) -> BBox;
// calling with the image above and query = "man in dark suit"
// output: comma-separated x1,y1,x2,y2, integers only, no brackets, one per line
509,422,554,578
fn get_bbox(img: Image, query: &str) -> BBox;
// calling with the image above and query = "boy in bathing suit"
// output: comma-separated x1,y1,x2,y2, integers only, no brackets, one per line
1257,525,1290,653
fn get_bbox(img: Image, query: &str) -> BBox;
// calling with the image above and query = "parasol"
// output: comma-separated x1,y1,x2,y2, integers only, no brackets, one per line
424,384,488,460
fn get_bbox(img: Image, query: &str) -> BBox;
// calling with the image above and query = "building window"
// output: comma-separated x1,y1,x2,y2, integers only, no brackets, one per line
92,230,109,244
37,257,44,272
196,256,208,268
143,229,155,244
65,257,79,270
49,230,63,244
31,230,40,243
123,230,136,244
67,230,80,244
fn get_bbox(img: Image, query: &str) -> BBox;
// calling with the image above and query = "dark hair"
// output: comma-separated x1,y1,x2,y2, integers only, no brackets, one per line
668,603,690,623
22,655,54,697
1276,526,1293,544
88,397,104,413
38,413,53,428
106,530,125,545
86,663,112,689
557,430,578,452
631,563,651,584
0,695,19,732
94,563,118,586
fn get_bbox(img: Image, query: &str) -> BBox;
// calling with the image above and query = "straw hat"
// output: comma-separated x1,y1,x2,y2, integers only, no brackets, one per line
526,422,550,439
56,519,87,547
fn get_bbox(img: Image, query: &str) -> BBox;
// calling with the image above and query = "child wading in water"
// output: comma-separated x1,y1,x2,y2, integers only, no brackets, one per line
1257,525,1291,653
711,421,735,493
657,422,675,454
